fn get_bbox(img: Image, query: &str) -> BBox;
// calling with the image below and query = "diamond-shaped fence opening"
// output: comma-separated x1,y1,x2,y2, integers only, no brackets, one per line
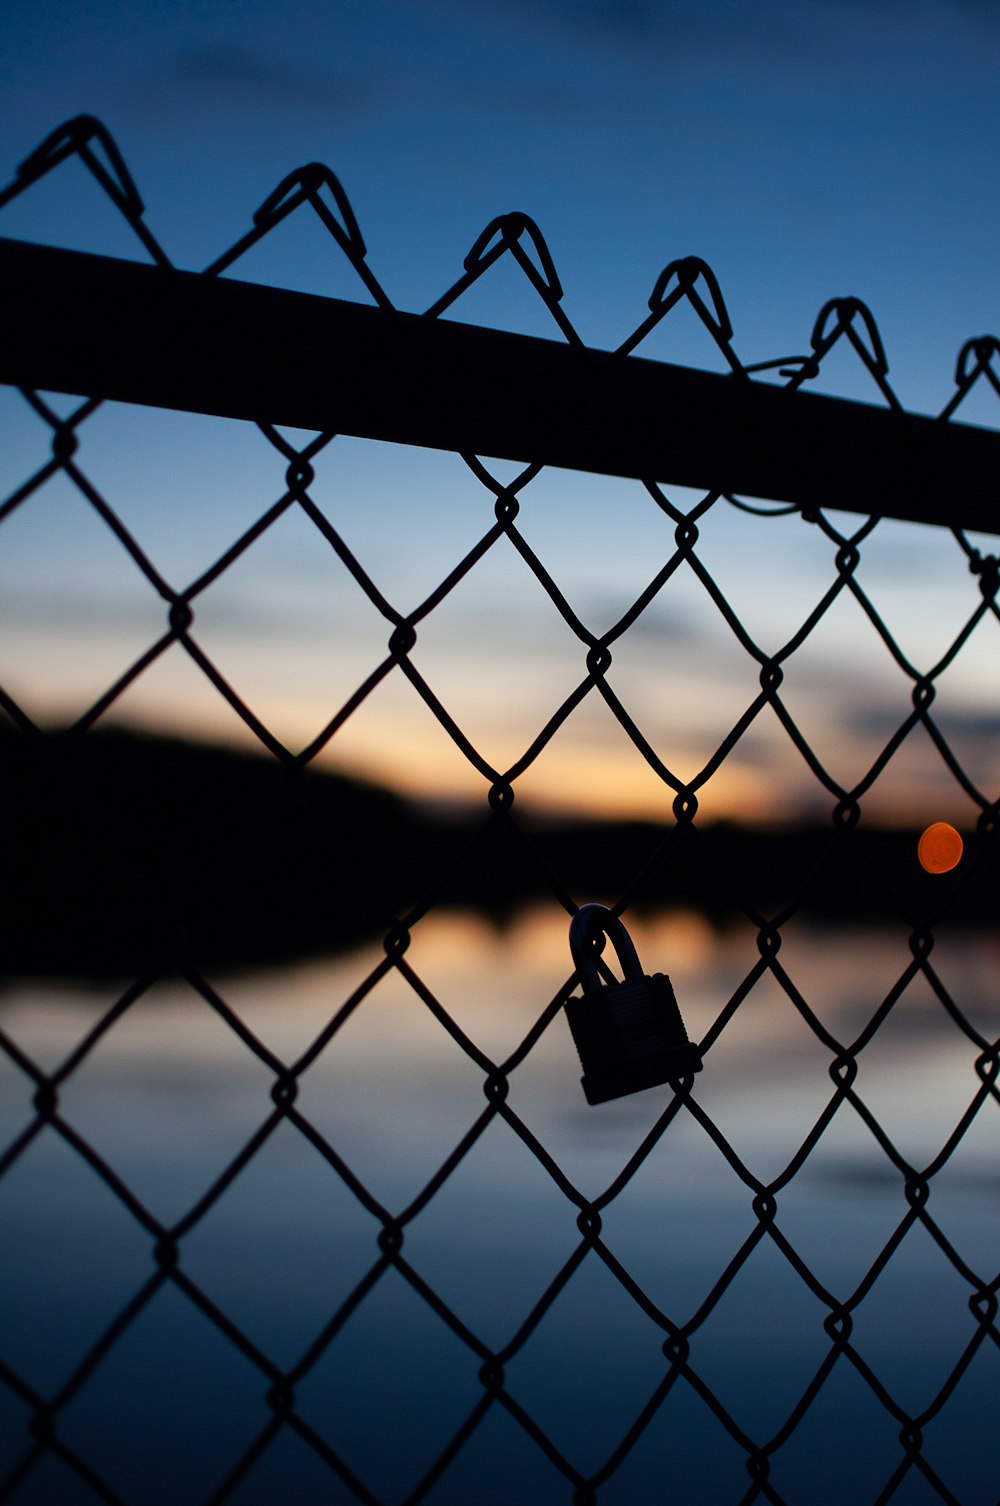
1,118,999,1505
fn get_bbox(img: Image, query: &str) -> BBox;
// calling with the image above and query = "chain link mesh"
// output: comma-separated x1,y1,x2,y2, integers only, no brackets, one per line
1,117,999,1505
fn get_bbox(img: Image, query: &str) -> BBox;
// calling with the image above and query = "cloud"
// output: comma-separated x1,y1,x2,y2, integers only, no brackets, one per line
435,0,1000,76
433,0,803,59
164,42,377,117
851,700,1000,744
503,0,666,40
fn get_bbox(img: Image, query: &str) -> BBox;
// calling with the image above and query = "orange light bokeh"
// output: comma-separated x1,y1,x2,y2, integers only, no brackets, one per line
917,822,963,874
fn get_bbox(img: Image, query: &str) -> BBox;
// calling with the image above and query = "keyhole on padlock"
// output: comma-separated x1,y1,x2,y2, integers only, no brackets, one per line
564,904,702,1105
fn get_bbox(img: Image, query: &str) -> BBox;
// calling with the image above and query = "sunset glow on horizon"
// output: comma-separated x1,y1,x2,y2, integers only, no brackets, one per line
3,1,1000,833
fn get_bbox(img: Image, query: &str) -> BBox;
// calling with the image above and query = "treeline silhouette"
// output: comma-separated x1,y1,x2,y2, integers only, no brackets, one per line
2,725,992,977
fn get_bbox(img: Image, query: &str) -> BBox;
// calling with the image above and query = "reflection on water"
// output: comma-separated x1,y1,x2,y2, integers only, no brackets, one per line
1,910,999,1504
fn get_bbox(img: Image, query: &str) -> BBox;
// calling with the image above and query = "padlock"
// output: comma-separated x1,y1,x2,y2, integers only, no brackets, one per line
564,903,702,1105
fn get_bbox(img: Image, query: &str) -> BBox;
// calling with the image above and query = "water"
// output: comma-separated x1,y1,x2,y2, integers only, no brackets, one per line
1,909,999,1505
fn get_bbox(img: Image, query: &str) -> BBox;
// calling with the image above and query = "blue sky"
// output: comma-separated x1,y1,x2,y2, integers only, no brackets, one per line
2,0,1000,820
4,0,1000,386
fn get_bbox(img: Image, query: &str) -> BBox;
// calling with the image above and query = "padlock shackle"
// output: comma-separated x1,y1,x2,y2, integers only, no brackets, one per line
569,904,644,995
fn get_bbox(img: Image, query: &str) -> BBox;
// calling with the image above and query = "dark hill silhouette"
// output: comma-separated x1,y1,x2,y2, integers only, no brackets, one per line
1,725,993,977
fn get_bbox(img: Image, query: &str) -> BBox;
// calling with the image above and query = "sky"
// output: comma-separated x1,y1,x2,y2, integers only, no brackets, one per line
2,0,1000,822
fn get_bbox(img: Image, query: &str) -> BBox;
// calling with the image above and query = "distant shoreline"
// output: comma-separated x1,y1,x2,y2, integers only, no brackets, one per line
3,725,994,978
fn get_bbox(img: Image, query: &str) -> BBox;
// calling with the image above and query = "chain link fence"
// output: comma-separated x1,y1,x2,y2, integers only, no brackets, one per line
1,116,999,1505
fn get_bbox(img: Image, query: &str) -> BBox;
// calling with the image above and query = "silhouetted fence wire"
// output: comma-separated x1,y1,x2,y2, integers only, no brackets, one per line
1,116,999,1505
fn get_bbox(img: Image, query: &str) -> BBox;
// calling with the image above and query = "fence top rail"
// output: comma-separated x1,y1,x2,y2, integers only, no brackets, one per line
2,233,1000,535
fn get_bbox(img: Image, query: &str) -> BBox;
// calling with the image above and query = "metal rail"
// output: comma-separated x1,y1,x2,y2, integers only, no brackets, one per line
3,234,999,534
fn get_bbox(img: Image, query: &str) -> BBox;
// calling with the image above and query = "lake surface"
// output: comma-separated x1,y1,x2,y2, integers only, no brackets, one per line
1,909,998,1505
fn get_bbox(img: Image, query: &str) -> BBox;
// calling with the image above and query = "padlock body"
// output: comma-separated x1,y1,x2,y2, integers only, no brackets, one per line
565,972,701,1105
